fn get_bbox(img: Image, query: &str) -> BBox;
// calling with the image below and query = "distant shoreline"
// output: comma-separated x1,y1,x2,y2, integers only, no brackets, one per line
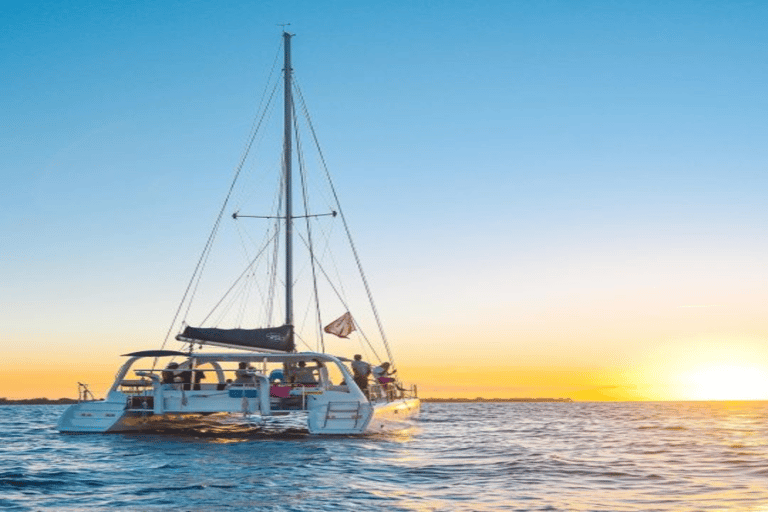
0,398,79,405
0,397,573,405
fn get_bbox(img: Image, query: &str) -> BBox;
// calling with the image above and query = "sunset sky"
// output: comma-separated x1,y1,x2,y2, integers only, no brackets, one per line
3,1,767,401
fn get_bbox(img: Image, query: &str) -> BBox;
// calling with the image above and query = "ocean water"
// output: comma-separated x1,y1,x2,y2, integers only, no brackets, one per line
2,402,768,511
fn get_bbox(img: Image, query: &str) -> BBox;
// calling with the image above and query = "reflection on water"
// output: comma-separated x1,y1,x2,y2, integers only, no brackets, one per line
1,402,768,511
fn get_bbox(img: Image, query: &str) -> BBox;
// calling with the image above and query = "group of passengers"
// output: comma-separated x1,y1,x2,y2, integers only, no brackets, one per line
235,360,323,386
160,356,395,398
160,362,205,390
350,354,397,400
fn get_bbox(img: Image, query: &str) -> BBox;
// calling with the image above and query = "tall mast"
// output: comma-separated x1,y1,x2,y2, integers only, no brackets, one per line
283,31,294,330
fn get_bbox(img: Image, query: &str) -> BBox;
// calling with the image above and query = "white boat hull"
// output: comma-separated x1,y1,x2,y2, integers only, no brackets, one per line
57,396,421,435
57,352,419,435
56,399,128,433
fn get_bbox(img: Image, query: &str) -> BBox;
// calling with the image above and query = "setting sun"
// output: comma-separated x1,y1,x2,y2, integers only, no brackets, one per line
681,365,768,401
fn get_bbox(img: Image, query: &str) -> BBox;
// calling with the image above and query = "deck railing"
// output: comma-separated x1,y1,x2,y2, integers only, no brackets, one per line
367,380,418,403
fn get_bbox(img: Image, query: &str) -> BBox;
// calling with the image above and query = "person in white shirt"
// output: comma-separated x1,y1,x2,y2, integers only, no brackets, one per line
351,354,371,393
293,361,318,385
234,362,254,383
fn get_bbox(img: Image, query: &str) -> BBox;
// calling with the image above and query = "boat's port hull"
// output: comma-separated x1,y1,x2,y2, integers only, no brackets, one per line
56,400,129,433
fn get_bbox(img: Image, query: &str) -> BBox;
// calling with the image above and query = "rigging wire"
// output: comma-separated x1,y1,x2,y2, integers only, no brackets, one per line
293,331,314,352
232,155,285,327
160,41,283,353
267,156,285,325
198,231,279,326
293,78,396,367
158,42,396,372
182,76,282,325
293,93,325,353
232,214,256,327
293,230,383,363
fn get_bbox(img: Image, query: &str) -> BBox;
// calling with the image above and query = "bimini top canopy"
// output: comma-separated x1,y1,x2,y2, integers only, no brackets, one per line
188,351,344,365
121,350,189,358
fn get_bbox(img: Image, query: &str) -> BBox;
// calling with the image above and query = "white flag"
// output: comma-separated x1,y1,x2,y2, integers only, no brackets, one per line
324,312,356,338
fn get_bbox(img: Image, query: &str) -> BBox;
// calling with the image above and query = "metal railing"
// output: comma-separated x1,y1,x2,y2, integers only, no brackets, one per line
77,382,95,402
366,380,418,403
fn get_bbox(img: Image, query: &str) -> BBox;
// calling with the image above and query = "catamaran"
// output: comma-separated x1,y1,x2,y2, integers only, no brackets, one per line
57,32,420,435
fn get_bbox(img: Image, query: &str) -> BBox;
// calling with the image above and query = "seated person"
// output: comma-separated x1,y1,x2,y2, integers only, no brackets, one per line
178,368,192,390
161,362,179,385
292,361,317,385
234,362,255,384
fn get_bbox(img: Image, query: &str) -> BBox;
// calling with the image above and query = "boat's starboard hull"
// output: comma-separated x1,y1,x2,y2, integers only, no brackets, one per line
366,397,421,432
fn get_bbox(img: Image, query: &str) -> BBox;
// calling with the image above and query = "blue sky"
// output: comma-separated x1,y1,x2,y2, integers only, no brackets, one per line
2,0,768,398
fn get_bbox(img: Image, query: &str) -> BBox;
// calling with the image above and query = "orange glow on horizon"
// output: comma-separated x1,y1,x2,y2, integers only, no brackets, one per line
5,361,768,402
4,335,768,402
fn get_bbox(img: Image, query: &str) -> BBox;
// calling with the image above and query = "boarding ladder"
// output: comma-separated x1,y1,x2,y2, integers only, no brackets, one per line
323,401,364,429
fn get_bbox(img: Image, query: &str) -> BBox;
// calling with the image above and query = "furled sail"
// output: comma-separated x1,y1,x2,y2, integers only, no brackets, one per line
178,324,294,352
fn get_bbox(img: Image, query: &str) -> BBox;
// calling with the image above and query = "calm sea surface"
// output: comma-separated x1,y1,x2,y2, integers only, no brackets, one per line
2,402,768,511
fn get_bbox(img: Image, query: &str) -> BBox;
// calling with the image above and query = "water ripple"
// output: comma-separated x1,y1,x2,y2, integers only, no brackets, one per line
2,403,768,510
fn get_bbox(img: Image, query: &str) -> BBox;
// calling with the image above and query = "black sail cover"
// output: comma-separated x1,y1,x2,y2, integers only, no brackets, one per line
179,324,294,352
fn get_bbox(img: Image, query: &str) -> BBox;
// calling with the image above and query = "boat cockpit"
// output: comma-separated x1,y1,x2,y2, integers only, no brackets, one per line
99,350,363,416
